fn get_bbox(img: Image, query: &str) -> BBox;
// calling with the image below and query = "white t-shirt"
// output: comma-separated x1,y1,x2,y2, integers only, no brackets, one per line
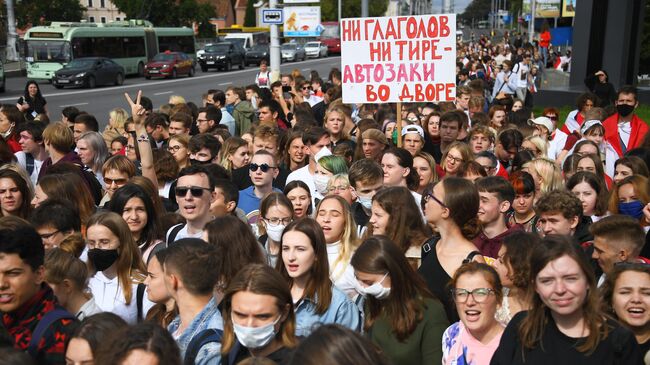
286,165,323,208
89,270,154,324
14,151,43,186
326,241,359,299
165,223,204,244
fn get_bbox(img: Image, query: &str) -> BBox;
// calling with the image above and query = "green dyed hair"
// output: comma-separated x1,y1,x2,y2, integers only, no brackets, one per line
318,155,348,175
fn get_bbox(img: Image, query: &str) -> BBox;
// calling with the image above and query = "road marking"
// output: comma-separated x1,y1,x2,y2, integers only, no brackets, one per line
0,57,341,102
59,102,88,107
154,91,173,95
218,82,232,86
301,68,311,72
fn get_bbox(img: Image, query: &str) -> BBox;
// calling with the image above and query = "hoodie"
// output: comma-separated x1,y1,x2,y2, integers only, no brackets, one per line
232,100,257,136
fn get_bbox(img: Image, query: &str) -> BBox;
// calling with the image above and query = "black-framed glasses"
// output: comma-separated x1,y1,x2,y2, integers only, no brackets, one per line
167,145,182,152
450,288,495,303
249,163,277,173
423,193,447,208
175,186,212,198
39,230,60,240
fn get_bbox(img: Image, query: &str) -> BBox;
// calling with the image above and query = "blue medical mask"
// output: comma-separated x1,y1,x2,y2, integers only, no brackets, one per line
357,195,372,210
618,200,644,220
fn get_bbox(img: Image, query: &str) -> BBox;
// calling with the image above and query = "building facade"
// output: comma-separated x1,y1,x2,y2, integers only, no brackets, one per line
81,0,127,23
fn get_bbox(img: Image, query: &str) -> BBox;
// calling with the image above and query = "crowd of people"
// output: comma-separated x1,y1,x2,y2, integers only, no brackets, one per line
0,31,646,365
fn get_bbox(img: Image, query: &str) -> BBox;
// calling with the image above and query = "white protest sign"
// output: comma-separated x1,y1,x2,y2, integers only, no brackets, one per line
341,14,457,104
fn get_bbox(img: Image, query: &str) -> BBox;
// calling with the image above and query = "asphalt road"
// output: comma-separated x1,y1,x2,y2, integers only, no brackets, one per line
0,56,341,130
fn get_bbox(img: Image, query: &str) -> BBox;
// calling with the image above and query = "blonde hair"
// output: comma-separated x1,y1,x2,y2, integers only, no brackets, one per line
524,135,549,158
168,95,186,105
316,195,358,280
525,157,564,193
45,248,88,291
109,108,128,133
220,137,248,171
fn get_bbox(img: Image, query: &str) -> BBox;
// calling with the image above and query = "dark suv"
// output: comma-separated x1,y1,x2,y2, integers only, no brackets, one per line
199,42,246,72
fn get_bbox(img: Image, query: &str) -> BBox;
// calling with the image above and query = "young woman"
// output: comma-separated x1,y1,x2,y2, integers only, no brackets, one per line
108,183,163,263
314,155,348,197
574,153,611,189
0,105,23,152
493,232,537,326
381,147,422,202
315,195,359,298
366,186,430,268
143,250,177,328
614,156,650,185
522,157,564,196
491,235,642,364
351,235,448,365
442,142,474,178
325,106,355,150
16,80,47,121
168,134,191,170
608,175,650,225
95,322,181,365
220,264,298,363
153,149,179,201
65,313,128,365
103,107,128,148
521,135,548,159
258,192,294,267
567,171,608,223
77,131,110,186
32,173,95,226
221,137,251,172
507,171,537,232
511,98,524,112
419,178,484,323
421,111,441,144
0,168,32,219
284,181,312,219
413,152,438,195
86,211,151,324
283,132,307,172
488,106,507,131
111,136,127,155
44,248,102,320
204,215,266,298
601,263,650,359
278,218,360,337
443,262,505,365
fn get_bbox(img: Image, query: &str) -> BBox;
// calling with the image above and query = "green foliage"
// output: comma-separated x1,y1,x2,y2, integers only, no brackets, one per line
321,0,389,21
244,0,256,27
15,0,86,28
460,0,491,22
112,0,215,29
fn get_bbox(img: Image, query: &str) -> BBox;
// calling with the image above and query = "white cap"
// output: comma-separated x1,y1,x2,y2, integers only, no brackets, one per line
401,125,425,139
580,119,603,135
527,116,554,133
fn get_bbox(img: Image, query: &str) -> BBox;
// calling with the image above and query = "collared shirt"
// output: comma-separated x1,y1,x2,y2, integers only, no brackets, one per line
76,297,102,321
294,285,360,337
168,297,223,365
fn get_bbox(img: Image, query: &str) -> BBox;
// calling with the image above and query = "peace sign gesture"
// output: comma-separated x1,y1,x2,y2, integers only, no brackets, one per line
124,90,147,126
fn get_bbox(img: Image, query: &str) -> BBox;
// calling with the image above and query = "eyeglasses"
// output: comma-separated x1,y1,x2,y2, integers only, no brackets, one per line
302,86,311,90
249,163,277,173
446,155,464,164
196,119,209,123
264,217,293,226
39,230,60,240
104,177,128,186
175,186,212,198
450,288,495,303
167,145,182,152
327,184,350,193
423,193,447,208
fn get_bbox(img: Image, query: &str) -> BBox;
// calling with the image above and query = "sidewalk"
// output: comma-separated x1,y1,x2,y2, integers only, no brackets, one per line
4,60,25,77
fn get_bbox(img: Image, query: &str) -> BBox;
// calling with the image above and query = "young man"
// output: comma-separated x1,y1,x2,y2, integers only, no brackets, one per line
285,126,331,206
455,85,471,111
361,128,389,162
61,106,80,128
590,215,647,285
473,176,521,258
163,239,222,363
38,123,83,180
211,89,236,136
230,125,288,190
0,226,78,364
30,199,81,250
401,125,425,156
211,178,239,218
226,86,256,136
434,111,463,163
299,79,323,107
238,150,281,223
494,128,523,170
257,100,288,130
167,165,217,243
169,112,192,136
348,158,384,236
72,114,99,143
15,122,47,185
188,134,221,165
145,113,170,150
534,190,592,244
468,124,495,154
196,106,222,135
475,151,508,178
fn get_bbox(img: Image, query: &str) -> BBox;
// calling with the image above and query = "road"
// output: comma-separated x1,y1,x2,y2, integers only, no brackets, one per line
0,56,341,130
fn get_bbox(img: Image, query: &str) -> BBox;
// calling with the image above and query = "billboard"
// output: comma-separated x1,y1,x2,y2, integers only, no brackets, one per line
562,0,576,17
523,0,562,18
341,14,457,104
283,6,322,37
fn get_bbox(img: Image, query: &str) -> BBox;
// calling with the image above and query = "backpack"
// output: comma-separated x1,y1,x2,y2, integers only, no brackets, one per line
25,154,35,176
165,223,185,246
26,309,76,358
184,329,240,365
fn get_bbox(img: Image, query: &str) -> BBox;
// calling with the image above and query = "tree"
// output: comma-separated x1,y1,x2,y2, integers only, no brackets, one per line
460,0,491,23
244,0,256,27
112,0,215,31
15,0,86,28
320,0,389,22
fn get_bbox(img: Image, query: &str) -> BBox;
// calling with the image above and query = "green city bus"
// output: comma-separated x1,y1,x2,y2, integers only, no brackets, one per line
24,20,196,81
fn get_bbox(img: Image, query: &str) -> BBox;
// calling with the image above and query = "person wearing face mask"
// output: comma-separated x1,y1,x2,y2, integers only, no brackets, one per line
351,235,448,365
348,159,384,236
220,264,298,364
603,86,647,163
285,127,332,208
188,133,221,166
313,155,348,200
607,175,650,228
278,218,360,337
86,212,153,324
258,193,295,266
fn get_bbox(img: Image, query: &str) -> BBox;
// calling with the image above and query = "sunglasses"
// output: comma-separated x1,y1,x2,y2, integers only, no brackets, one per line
544,115,558,121
175,186,212,198
249,163,277,173
104,177,128,186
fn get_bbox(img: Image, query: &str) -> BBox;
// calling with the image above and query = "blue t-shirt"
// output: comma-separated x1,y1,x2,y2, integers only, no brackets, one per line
237,186,281,225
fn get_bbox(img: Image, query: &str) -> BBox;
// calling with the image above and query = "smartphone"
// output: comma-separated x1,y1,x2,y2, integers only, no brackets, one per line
282,85,291,93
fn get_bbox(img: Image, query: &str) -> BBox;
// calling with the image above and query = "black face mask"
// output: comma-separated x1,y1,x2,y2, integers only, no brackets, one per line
189,159,211,166
617,104,635,118
88,248,119,272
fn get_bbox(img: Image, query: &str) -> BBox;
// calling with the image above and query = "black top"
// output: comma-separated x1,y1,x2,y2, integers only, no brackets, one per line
17,95,47,120
584,74,617,107
228,345,294,365
491,311,643,365
639,339,650,362
418,239,458,323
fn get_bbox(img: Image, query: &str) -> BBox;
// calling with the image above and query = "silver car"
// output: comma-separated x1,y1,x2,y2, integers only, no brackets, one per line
281,43,306,62
304,41,328,58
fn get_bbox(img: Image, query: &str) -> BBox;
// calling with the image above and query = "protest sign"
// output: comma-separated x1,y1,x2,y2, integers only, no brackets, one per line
341,14,457,104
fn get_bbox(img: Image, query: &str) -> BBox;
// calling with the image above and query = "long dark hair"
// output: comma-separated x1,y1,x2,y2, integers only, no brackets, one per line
23,80,44,101
351,235,434,341
71,312,128,358
95,322,181,365
384,147,420,190
108,183,162,252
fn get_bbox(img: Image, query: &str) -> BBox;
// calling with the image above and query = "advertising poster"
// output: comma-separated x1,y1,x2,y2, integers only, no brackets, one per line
283,6,322,37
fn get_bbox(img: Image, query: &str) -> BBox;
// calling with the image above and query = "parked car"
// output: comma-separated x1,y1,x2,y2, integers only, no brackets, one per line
144,51,195,79
199,42,246,72
245,44,270,66
196,43,215,60
53,57,124,89
281,43,306,62
304,41,328,58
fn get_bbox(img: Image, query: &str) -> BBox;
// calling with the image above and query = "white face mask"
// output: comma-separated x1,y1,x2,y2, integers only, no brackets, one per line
265,223,286,242
358,273,391,300
314,146,332,162
313,174,330,195
233,315,280,349
357,195,372,210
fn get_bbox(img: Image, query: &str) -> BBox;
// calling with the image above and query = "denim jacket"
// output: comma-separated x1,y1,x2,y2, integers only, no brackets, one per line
294,285,361,337
168,297,224,365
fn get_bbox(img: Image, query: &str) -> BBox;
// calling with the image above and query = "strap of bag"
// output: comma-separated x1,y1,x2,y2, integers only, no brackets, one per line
25,154,34,176
136,283,146,322
27,308,75,357
184,328,223,365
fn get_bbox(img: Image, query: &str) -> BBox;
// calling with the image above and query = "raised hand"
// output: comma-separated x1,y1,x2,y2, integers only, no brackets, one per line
124,90,146,126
